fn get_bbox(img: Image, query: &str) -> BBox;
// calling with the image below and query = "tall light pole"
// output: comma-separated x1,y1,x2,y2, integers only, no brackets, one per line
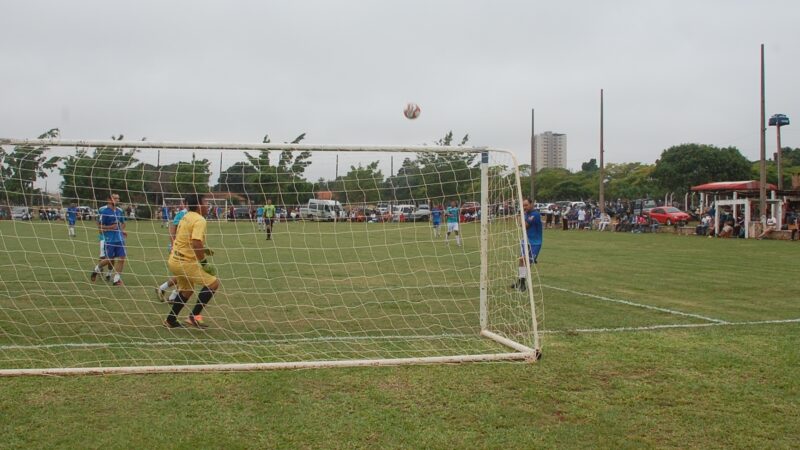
599,89,605,214
759,44,767,222
530,108,536,201
769,114,790,190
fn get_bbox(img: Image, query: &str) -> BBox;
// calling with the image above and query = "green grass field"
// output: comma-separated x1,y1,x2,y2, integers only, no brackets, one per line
1,220,798,448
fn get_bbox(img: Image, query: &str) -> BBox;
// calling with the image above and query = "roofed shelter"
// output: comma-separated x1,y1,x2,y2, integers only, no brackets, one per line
691,180,780,238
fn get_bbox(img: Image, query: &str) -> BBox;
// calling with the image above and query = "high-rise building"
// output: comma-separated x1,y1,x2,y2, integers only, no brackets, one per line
533,131,567,171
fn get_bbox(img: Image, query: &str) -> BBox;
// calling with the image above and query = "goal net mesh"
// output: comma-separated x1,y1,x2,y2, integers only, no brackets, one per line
0,140,541,372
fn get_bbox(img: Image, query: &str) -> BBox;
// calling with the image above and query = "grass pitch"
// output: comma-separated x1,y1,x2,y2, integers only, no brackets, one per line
1,221,798,448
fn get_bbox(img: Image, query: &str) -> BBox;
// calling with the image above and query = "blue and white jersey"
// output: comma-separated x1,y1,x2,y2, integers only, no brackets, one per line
66,207,78,225
98,205,126,244
172,208,188,226
525,210,543,245
431,208,442,225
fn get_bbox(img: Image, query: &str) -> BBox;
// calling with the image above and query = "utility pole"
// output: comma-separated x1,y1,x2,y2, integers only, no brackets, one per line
599,89,605,214
530,108,535,201
759,44,767,223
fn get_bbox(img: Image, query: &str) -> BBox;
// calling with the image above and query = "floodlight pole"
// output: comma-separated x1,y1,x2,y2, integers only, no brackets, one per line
759,44,767,223
776,124,783,191
599,89,605,214
530,108,536,201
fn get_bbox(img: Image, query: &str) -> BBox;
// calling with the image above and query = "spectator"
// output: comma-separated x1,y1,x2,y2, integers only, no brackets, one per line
598,212,611,231
718,220,734,238
757,216,778,240
696,214,711,236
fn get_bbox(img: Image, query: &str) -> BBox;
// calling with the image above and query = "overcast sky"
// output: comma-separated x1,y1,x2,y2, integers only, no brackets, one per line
1,0,798,182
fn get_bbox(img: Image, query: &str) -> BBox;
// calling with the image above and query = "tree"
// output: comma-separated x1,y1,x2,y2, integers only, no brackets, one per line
0,128,61,205
59,136,144,205
218,133,314,206
581,158,599,172
651,143,751,195
330,161,384,204
394,131,477,203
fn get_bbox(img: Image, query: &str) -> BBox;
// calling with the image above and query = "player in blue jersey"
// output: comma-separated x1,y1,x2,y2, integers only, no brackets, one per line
66,202,78,238
512,198,543,292
431,204,443,238
444,200,462,246
157,199,188,303
90,193,127,286
161,203,170,228
256,205,265,231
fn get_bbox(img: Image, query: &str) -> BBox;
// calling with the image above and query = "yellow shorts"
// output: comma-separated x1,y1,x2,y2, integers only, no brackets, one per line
168,256,218,292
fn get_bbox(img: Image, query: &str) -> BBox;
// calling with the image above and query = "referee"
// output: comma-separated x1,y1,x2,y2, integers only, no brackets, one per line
164,193,221,328
263,198,276,241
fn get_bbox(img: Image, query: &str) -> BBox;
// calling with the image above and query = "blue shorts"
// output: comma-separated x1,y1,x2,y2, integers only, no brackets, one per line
68,220,76,226
432,221,441,228
104,242,127,259
264,217,272,225
520,240,542,264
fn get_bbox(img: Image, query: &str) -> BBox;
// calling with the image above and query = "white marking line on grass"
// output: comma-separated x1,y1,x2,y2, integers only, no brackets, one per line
0,332,475,351
541,284,730,324
545,317,800,334
2,319,799,351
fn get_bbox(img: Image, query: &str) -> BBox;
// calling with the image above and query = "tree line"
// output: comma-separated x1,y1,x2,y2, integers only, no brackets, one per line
2,129,799,213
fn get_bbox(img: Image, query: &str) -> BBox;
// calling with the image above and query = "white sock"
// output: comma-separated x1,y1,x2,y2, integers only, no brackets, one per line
113,273,121,283
518,267,526,278
93,265,101,273
168,291,178,301
159,282,170,291
456,235,461,245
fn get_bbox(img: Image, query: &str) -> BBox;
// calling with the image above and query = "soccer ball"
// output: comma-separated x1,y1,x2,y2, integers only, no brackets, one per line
404,103,421,120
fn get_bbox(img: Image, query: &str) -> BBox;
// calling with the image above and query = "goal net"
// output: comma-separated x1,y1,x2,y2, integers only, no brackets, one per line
0,138,542,375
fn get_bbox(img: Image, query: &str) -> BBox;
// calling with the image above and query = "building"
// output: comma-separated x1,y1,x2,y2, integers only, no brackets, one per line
534,131,567,171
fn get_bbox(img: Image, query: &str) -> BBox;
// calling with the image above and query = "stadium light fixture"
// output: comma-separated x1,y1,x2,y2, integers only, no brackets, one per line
768,113,790,190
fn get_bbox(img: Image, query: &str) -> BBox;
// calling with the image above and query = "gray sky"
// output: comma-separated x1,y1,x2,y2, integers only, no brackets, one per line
1,0,798,183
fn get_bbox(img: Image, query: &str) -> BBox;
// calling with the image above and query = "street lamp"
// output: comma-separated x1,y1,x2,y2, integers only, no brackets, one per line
768,113,790,190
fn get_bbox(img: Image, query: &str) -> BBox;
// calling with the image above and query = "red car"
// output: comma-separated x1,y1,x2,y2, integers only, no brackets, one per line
647,207,690,225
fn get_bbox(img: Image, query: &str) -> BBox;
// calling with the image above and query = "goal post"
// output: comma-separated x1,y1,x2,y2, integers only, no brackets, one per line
0,138,542,376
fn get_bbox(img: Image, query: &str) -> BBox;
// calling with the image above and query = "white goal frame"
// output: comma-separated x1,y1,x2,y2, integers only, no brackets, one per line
0,138,541,376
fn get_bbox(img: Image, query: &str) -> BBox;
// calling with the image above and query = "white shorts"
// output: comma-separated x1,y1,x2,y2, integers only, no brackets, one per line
257,217,264,225
447,222,459,233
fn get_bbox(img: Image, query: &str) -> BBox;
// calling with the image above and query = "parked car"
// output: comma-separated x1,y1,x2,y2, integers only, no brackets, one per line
647,207,691,226
11,206,32,220
230,206,252,221
461,201,480,214
392,204,416,222
410,204,431,222
633,199,657,216
299,199,345,221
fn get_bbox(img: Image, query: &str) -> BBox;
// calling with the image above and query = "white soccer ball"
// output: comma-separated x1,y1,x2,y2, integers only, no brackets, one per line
404,103,421,120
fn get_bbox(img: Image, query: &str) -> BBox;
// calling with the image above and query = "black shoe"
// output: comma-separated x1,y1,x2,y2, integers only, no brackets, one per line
164,319,184,329
90,271,98,282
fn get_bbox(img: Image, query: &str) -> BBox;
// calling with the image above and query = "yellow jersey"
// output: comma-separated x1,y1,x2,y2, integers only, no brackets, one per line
171,211,207,261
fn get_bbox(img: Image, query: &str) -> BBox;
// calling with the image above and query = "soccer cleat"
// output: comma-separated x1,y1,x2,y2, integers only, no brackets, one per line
113,279,123,286
164,319,184,329
155,287,167,302
105,273,112,282
90,271,98,282
186,314,208,329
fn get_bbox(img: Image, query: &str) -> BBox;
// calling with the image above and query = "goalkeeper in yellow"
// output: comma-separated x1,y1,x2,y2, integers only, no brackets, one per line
164,193,221,329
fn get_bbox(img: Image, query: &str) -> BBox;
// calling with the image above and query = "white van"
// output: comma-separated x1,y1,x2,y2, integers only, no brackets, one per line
299,199,345,221
391,204,416,222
